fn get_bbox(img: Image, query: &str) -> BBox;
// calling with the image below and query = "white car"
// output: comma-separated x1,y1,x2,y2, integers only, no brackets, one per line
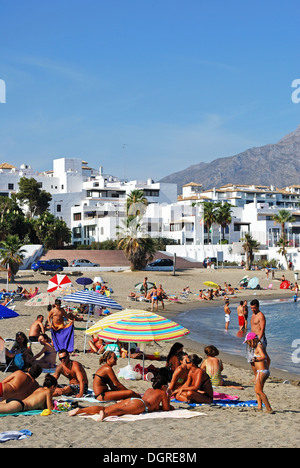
70,259,100,267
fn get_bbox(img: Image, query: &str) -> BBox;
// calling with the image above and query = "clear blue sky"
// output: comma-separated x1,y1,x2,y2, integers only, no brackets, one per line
1,0,300,181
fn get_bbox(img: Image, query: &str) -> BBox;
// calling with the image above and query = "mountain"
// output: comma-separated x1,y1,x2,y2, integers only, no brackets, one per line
159,126,300,192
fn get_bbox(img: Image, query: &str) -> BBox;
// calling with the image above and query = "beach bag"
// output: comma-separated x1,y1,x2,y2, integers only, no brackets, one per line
118,365,142,380
14,353,24,370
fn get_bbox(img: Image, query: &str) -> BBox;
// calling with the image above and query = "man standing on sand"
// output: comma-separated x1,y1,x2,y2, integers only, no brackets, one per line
0,363,42,402
224,300,231,330
53,349,88,398
47,300,73,331
237,301,245,331
250,299,270,369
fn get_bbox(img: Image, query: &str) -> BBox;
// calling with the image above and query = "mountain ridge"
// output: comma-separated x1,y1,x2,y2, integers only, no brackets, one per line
159,125,300,192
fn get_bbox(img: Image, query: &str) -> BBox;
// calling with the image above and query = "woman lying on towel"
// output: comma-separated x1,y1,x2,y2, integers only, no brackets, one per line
93,351,140,402
172,354,214,404
69,367,173,419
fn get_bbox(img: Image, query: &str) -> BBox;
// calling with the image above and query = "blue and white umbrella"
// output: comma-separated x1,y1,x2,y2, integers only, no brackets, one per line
63,290,122,310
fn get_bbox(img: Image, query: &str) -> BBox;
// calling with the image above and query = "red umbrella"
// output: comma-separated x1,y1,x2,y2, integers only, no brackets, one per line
47,274,72,293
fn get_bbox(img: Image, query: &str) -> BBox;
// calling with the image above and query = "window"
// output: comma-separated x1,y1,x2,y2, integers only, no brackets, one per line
73,213,82,221
8,183,14,190
56,204,61,212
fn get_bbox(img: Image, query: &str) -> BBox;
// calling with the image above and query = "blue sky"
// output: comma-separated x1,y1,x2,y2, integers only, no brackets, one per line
0,0,300,181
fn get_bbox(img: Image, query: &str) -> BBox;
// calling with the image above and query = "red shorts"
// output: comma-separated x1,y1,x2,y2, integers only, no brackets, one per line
0,382,3,398
238,316,245,327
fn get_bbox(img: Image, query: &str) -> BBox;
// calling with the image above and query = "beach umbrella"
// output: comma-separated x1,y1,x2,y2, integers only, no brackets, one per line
239,276,250,285
75,277,94,289
85,309,155,335
134,281,155,292
248,277,259,289
280,280,290,290
63,290,122,310
0,304,19,319
25,292,58,307
47,274,72,293
94,276,104,284
88,311,190,343
203,281,219,289
55,285,78,297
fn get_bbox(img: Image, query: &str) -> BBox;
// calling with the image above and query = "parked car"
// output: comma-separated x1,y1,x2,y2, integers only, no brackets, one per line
31,260,64,272
146,258,174,271
69,259,100,267
48,258,69,267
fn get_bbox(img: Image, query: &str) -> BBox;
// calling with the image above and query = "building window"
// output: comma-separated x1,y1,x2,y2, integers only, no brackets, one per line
73,213,82,221
8,183,14,190
56,204,61,212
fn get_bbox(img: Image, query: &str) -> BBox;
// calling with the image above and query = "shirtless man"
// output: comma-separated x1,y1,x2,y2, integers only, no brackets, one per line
243,300,249,331
0,373,57,415
47,300,73,330
237,301,245,331
0,363,42,402
29,315,45,342
53,349,88,398
224,300,231,330
250,299,270,369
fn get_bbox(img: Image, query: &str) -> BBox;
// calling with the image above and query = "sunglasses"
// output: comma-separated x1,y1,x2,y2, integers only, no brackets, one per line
59,356,68,361
185,360,192,364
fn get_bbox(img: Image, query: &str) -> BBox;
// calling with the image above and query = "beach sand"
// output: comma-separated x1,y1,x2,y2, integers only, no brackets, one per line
0,267,299,448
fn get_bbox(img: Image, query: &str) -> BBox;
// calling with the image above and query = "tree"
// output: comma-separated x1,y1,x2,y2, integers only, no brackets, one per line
0,234,26,284
32,212,71,248
201,201,218,244
117,217,156,270
17,177,52,218
242,233,260,270
215,202,232,241
272,210,296,240
277,237,289,269
126,190,148,218
0,196,27,241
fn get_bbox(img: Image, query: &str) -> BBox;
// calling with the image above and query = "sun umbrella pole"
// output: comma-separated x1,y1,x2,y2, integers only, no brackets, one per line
84,304,93,353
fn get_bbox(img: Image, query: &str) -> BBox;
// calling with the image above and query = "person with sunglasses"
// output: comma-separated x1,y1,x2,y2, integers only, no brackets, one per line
53,349,88,398
172,354,213,404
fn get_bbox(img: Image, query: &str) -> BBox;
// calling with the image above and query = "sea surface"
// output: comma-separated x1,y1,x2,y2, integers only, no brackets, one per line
176,298,300,375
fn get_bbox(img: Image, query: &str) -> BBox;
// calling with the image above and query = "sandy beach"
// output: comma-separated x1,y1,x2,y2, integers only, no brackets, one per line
0,266,299,449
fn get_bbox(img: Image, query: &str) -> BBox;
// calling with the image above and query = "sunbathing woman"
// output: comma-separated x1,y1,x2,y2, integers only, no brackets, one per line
168,351,189,394
69,367,173,419
93,351,140,402
172,354,213,404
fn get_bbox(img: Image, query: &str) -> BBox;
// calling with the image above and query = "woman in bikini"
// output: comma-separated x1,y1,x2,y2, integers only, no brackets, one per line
201,345,243,389
32,334,56,369
93,351,140,401
243,332,274,413
69,367,173,419
172,354,214,404
166,342,184,374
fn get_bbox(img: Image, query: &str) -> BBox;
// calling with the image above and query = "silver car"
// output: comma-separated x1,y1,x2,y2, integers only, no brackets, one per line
70,259,100,267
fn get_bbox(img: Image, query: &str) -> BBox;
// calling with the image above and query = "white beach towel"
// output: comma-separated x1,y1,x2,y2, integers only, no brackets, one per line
79,409,206,422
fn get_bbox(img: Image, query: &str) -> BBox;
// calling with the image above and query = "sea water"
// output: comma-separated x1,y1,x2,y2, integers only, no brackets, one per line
176,298,300,375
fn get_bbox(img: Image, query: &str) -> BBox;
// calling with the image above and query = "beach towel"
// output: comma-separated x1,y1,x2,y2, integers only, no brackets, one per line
79,409,206,422
0,430,32,442
171,398,258,408
51,323,74,353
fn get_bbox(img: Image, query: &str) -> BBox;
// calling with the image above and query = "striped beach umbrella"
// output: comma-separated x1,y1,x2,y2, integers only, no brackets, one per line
63,290,123,310
86,310,190,342
86,309,155,335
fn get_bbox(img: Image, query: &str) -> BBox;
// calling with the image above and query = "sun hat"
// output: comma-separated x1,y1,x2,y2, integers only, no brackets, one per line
243,332,258,344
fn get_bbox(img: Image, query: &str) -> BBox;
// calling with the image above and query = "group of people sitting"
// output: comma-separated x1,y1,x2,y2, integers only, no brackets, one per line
198,283,236,301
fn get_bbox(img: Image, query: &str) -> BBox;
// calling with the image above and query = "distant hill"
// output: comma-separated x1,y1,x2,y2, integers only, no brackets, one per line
159,126,300,192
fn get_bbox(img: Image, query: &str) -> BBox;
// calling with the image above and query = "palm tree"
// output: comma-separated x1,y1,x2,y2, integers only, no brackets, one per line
117,217,156,271
201,201,218,244
126,190,148,218
242,233,260,270
277,237,289,269
0,234,26,287
272,210,295,240
215,202,232,242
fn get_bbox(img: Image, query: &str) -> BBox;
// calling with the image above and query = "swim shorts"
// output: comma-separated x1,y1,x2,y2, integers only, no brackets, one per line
0,382,3,401
238,316,245,327
225,314,230,323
